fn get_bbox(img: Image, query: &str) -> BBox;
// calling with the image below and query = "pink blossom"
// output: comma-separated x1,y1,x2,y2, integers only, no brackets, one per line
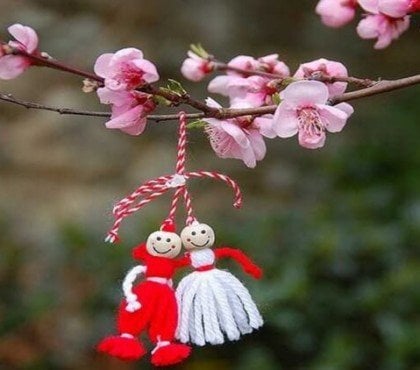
204,98,266,168
181,51,214,81
0,24,38,80
227,54,290,77
94,48,159,91
294,58,349,97
315,0,357,28
359,0,411,17
257,54,290,76
97,88,155,135
226,55,259,76
357,13,410,49
208,75,279,107
270,81,353,149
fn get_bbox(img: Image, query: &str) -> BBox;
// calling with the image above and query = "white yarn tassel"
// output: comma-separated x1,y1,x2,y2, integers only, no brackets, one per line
122,265,147,312
216,270,263,330
176,268,263,346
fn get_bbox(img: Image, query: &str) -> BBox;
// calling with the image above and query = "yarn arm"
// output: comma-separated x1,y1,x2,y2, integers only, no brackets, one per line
174,253,191,269
215,247,263,279
122,264,147,312
132,243,148,261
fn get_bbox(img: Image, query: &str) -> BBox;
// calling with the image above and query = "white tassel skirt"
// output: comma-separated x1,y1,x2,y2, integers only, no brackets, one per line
175,268,263,346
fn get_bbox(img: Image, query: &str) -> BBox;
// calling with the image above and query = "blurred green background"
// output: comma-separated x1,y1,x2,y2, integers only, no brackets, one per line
0,1,419,369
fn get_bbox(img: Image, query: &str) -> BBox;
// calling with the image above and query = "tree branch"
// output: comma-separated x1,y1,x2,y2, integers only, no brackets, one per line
1,45,419,122
2,73,419,122
4,45,218,115
0,92,206,122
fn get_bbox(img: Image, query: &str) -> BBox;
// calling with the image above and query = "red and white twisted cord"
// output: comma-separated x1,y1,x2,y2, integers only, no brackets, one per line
105,170,242,243
105,113,242,243
163,111,196,227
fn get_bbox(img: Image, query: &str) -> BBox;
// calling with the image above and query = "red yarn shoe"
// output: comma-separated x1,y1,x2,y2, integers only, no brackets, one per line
97,334,146,361
151,342,191,366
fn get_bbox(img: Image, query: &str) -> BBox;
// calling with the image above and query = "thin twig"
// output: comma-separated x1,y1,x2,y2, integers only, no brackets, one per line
0,93,110,117
2,73,420,122
0,92,206,122
213,61,374,87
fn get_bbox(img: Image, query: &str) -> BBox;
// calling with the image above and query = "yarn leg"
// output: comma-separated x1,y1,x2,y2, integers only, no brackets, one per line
149,286,191,366
148,287,177,342
97,282,156,361
118,282,157,335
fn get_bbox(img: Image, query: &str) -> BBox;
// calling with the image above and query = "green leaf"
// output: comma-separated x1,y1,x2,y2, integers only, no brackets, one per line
152,94,172,106
190,43,209,59
186,120,207,129
166,79,187,96
272,92,282,105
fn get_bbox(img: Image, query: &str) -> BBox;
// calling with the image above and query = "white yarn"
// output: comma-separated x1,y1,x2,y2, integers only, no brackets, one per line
175,249,263,346
189,248,215,268
151,336,171,355
176,273,202,343
203,278,224,344
147,276,173,287
215,270,263,329
121,333,134,339
122,265,147,312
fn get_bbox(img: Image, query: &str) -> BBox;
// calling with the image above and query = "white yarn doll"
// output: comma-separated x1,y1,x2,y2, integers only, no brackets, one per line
175,222,263,346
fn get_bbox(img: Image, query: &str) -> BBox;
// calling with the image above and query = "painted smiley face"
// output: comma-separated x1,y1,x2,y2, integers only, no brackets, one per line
146,231,182,258
180,223,215,251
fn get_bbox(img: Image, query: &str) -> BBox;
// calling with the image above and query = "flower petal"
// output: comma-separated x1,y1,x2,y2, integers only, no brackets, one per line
0,55,29,79
94,53,113,77
181,58,205,81
241,146,257,168
317,104,351,133
379,0,410,17
8,24,38,53
106,105,146,135
253,115,277,139
220,121,250,148
281,80,329,106
334,102,354,117
97,88,134,106
272,103,299,138
132,59,159,83
358,0,379,13
248,129,266,161
315,0,356,27
205,97,222,109
298,130,326,149
111,48,143,65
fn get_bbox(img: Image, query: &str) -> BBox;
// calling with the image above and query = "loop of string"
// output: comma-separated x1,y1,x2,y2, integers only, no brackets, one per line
162,111,197,228
105,113,243,243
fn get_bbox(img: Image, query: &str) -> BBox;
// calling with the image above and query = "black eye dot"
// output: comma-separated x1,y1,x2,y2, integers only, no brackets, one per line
156,236,161,241
201,230,206,234
192,231,196,236
166,238,171,242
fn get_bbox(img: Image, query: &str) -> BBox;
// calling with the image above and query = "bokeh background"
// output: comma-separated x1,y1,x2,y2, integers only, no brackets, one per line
1,1,419,369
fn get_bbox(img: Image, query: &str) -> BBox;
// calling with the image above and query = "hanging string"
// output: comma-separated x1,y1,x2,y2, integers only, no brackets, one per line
162,112,197,228
105,112,243,244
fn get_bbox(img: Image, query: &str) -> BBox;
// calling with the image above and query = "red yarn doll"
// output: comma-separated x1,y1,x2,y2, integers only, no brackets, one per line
97,222,191,366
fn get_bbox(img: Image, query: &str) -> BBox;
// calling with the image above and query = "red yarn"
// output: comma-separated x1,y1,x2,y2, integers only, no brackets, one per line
98,245,191,364
160,219,176,232
97,336,146,361
118,281,177,341
151,343,191,367
215,247,263,279
132,244,190,278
